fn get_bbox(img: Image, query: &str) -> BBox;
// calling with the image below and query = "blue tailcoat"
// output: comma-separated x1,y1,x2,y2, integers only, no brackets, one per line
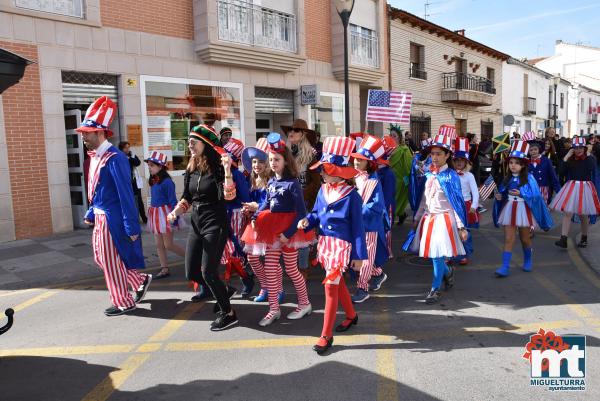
361,174,390,266
377,166,396,222
84,146,145,269
528,156,560,192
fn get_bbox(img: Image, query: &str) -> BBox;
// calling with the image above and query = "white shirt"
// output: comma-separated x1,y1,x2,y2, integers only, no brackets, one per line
415,165,464,229
88,139,112,180
457,171,479,209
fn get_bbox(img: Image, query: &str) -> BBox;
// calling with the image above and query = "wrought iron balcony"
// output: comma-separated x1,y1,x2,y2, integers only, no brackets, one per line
587,113,598,124
441,72,495,106
409,63,427,80
524,97,536,115
350,31,379,68
217,0,297,53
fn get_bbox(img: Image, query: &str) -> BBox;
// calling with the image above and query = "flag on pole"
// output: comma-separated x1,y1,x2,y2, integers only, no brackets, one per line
366,90,412,123
479,175,497,200
521,131,536,141
493,133,510,154
438,124,457,139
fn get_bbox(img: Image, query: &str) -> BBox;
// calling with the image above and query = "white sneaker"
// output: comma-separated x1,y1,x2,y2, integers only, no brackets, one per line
258,310,281,327
286,303,312,320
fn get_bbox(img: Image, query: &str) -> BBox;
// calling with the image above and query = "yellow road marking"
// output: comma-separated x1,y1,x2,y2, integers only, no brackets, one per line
373,292,398,401
147,302,202,342
0,288,39,298
13,290,60,312
136,343,162,353
81,354,150,401
0,344,135,357
464,320,580,333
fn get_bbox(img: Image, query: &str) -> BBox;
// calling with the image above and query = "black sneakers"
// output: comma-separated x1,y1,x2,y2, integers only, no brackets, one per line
555,235,568,249
104,305,136,316
134,274,152,303
425,289,441,304
210,311,238,331
578,236,588,248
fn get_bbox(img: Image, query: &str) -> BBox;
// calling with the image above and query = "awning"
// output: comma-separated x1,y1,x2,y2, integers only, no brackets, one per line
0,48,34,94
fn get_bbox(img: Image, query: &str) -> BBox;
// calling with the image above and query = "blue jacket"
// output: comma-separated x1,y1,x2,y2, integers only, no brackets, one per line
493,173,554,231
226,168,251,212
305,187,368,261
149,177,177,209
249,187,268,208
84,145,145,269
255,176,307,239
360,174,390,266
528,156,560,192
377,166,396,221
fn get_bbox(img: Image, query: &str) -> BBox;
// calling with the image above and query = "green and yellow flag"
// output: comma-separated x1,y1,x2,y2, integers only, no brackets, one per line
493,133,510,154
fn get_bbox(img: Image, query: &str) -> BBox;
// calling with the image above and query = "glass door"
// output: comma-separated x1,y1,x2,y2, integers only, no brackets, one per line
65,109,88,228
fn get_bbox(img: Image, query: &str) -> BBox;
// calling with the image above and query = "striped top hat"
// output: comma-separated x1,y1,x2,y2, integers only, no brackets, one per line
453,137,470,161
267,132,287,154
224,138,244,166
144,151,168,167
429,133,454,152
310,136,357,179
241,137,269,172
420,138,432,149
351,134,389,165
76,96,116,137
189,124,226,155
572,136,587,148
509,139,530,160
522,131,545,152
382,135,398,159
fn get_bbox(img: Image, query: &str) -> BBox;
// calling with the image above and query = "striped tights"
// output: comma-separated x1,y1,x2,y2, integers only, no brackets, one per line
247,254,267,290
357,232,378,291
263,248,310,317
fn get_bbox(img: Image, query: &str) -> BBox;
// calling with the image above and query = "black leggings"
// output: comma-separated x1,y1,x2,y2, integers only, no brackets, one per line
185,219,230,313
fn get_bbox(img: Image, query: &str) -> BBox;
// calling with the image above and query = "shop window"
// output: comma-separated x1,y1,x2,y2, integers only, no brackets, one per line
141,77,243,174
309,92,345,137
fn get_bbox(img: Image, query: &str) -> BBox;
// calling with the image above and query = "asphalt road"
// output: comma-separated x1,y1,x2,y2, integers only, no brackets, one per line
0,213,599,401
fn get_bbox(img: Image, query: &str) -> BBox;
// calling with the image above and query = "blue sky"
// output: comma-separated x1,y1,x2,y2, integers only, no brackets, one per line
387,0,600,59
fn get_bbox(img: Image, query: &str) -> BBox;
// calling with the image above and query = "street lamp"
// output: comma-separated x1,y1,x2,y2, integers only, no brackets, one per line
552,75,561,133
334,0,355,137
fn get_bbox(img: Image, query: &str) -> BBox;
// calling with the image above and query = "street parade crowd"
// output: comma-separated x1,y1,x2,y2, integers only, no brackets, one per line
78,96,600,355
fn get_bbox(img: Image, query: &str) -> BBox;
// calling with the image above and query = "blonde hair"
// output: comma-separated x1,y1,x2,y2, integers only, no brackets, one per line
250,160,272,190
294,134,315,172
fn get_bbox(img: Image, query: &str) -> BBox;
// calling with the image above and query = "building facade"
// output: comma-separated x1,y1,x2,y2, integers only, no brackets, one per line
567,84,600,137
0,0,388,241
502,58,569,137
388,8,508,140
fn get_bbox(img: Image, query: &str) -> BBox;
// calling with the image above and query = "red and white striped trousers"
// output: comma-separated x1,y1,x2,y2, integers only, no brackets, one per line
318,236,352,285
357,232,377,291
93,214,146,308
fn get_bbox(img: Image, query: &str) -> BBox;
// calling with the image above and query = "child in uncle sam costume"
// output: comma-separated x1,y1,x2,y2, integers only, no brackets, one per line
452,137,479,265
493,140,553,277
240,138,276,303
221,137,254,297
241,133,313,327
408,133,468,305
298,136,367,355
349,134,389,303
522,132,560,204
78,96,151,316
145,152,186,280
551,136,600,249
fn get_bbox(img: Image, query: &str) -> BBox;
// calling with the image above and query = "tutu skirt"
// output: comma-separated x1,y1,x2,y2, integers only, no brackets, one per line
497,197,536,228
550,180,600,215
147,205,184,234
242,211,316,256
410,212,465,258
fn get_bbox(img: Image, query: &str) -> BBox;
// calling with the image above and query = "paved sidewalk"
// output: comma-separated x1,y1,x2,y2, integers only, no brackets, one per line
0,218,189,290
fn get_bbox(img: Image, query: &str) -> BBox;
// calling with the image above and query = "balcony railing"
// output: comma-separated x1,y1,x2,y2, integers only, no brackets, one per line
217,0,297,53
350,31,379,68
524,97,536,114
587,113,598,124
442,72,496,94
409,63,427,80
15,0,84,18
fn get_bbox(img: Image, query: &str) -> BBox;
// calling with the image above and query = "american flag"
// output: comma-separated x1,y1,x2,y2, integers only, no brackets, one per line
478,175,497,200
439,124,457,140
366,90,412,123
522,131,536,141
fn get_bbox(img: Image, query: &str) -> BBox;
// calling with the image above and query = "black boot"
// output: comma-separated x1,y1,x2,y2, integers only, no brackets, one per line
555,235,568,249
578,235,588,248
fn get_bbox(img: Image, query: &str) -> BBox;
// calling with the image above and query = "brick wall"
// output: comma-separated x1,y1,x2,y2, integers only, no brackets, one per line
100,0,194,40
0,41,53,239
304,0,331,62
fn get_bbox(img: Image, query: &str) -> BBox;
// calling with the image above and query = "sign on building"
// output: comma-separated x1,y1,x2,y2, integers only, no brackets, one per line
301,85,319,105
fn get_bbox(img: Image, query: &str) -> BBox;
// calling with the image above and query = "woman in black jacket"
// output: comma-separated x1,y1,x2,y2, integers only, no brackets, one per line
167,125,238,331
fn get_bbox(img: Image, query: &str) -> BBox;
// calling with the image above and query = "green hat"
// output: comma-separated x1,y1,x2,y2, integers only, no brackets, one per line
189,124,226,154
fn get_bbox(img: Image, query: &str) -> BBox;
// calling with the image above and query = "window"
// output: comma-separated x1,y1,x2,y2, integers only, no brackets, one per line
140,77,243,174
581,98,585,113
560,93,564,109
486,67,495,85
350,24,379,68
309,92,345,137
410,115,431,138
15,0,84,18
409,43,426,79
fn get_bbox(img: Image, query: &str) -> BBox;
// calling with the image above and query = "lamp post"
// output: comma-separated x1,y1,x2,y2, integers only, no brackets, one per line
334,0,355,137
552,75,561,133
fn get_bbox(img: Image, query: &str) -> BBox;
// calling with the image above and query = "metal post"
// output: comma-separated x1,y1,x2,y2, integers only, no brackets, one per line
343,21,350,137
553,84,558,130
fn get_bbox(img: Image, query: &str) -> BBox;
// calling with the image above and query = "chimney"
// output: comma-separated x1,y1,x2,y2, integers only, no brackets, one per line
455,29,465,36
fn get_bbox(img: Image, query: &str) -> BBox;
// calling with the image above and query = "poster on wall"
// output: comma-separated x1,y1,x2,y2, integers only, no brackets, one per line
147,112,173,160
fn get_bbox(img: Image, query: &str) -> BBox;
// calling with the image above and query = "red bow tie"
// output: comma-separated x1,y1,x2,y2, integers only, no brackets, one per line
430,165,440,174
87,151,96,157
457,171,464,176
575,154,587,161
530,158,540,166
